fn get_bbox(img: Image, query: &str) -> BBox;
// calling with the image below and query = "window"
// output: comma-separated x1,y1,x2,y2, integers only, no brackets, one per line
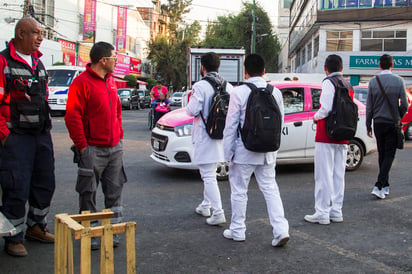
283,0,293,8
313,36,319,58
307,42,312,62
361,30,406,51
327,31,353,51
32,0,55,40
311,88,322,110
280,88,304,114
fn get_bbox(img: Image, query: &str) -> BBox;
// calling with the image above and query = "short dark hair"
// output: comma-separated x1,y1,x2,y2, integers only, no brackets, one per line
201,52,220,72
380,54,393,70
324,54,343,73
156,80,162,84
89,42,114,64
244,54,265,77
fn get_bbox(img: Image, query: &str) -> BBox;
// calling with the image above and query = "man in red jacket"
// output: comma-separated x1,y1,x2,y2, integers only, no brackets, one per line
65,42,127,249
304,54,353,225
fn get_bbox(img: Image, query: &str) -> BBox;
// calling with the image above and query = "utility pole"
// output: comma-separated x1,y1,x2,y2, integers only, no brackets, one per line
252,0,256,53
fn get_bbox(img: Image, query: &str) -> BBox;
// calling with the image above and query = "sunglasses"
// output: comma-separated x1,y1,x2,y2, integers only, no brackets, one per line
105,56,118,62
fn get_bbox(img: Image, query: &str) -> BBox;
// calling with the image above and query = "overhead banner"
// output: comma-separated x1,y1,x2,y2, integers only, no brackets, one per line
116,6,127,52
77,44,92,67
57,39,76,66
83,0,96,43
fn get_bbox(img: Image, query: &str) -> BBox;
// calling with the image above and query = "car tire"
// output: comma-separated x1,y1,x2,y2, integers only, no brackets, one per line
216,162,229,181
405,122,412,140
346,139,364,171
148,109,153,129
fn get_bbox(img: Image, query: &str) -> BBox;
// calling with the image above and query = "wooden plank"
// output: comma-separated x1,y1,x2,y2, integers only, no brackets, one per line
80,227,91,274
67,229,74,274
101,224,114,274
70,211,114,222
125,222,136,274
54,218,64,274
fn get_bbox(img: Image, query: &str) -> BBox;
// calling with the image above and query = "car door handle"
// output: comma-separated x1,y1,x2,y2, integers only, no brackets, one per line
294,121,303,127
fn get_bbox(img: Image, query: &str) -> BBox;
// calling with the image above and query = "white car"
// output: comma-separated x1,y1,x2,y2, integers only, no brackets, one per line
151,82,376,180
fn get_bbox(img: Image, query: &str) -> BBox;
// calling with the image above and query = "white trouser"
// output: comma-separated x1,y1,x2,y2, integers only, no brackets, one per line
228,163,289,240
198,163,223,215
314,142,348,218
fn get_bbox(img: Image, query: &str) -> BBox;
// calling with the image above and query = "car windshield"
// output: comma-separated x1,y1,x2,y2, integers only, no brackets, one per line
173,92,183,97
354,87,368,105
137,91,145,96
48,69,76,86
118,89,131,96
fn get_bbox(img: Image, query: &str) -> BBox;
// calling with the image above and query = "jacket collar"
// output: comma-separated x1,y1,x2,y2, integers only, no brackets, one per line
7,39,42,66
85,63,113,80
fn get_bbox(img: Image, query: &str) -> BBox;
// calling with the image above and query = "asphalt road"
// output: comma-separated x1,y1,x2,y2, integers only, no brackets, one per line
0,108,411,273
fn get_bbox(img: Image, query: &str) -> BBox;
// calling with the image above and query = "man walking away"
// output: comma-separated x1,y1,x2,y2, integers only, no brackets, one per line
304,54,352,225
0,17,55,257
65,42,127,250
186,52,232,226
222,54,289,247
366,54,408,199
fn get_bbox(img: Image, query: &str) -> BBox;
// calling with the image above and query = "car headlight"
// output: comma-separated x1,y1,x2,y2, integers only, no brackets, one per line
174,123,192,137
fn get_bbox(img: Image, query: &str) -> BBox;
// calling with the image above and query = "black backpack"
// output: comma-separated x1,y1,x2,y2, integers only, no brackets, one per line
325,76,358,141
200,77,229,139
239,83,282,152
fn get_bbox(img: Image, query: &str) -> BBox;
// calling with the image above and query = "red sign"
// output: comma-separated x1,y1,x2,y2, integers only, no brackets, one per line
116,6,127,52
57,39,76,66
130,57,142,76
83,0,96,43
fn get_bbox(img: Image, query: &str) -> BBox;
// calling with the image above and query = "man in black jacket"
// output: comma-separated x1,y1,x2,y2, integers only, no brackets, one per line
366,54,408,199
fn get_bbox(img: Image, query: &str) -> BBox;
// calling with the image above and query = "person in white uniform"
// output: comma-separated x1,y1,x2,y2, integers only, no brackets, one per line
222,54,289,247
304,54,353,225
186,52,233,225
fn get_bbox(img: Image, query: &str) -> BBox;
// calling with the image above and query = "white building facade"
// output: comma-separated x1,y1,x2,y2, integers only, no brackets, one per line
283,0,412,86
0,0,151,78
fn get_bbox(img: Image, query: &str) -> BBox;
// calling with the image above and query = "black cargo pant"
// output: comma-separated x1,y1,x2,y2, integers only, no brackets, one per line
373,122,397,189
76,141,127,224
0,131,55,243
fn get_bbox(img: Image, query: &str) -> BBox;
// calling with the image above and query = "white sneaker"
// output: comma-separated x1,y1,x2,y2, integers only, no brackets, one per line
304,214,330,225
195,205,211,217
383,186,389,196
272,234,289,247
330,216,343,223
222,229,245,242
206,213,226,225
371,187,385,199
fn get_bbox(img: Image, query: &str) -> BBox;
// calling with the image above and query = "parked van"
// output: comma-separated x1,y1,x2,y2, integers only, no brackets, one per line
47,66,85,115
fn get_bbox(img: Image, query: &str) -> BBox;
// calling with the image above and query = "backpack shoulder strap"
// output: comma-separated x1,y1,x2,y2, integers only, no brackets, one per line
244,82,257,92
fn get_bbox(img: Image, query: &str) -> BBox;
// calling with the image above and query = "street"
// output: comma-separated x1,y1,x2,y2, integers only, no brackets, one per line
0,108,411,273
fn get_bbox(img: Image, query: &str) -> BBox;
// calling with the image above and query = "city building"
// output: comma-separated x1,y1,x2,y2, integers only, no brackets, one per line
0,0,162,81
282,0,412,86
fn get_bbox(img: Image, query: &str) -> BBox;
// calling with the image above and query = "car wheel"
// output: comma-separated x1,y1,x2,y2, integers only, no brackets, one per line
148,110,153,129
346,139,364,171
405,122,412,140
216,162,229,181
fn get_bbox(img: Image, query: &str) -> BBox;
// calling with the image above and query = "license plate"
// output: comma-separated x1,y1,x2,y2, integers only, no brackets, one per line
153,140,160,150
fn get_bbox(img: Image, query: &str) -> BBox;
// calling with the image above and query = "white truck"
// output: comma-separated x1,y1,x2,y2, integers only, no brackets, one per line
187,47,246,89
46,66,85,116
183,48,246,106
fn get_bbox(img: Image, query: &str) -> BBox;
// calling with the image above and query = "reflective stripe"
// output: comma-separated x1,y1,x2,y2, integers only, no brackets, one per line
9,217,25,227
38,70,46,77
0,87,4,95
79,167,93,173
29,205,50,216
10,68,32,76
110,206,123,213
20,114,39,123
6,122,12,128
27,216,47,227
3,66,10,74
110,217,122,224
13,223,25,234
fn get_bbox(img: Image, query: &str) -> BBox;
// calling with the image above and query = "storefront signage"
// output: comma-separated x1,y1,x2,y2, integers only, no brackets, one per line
83,0,96,43
114,53,131,75
350,56,412,71
57,39,76,66
116,6,127,53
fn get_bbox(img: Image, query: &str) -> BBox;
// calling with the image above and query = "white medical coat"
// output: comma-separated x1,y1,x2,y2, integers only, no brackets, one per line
223,76,284,165
186,76,233,165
